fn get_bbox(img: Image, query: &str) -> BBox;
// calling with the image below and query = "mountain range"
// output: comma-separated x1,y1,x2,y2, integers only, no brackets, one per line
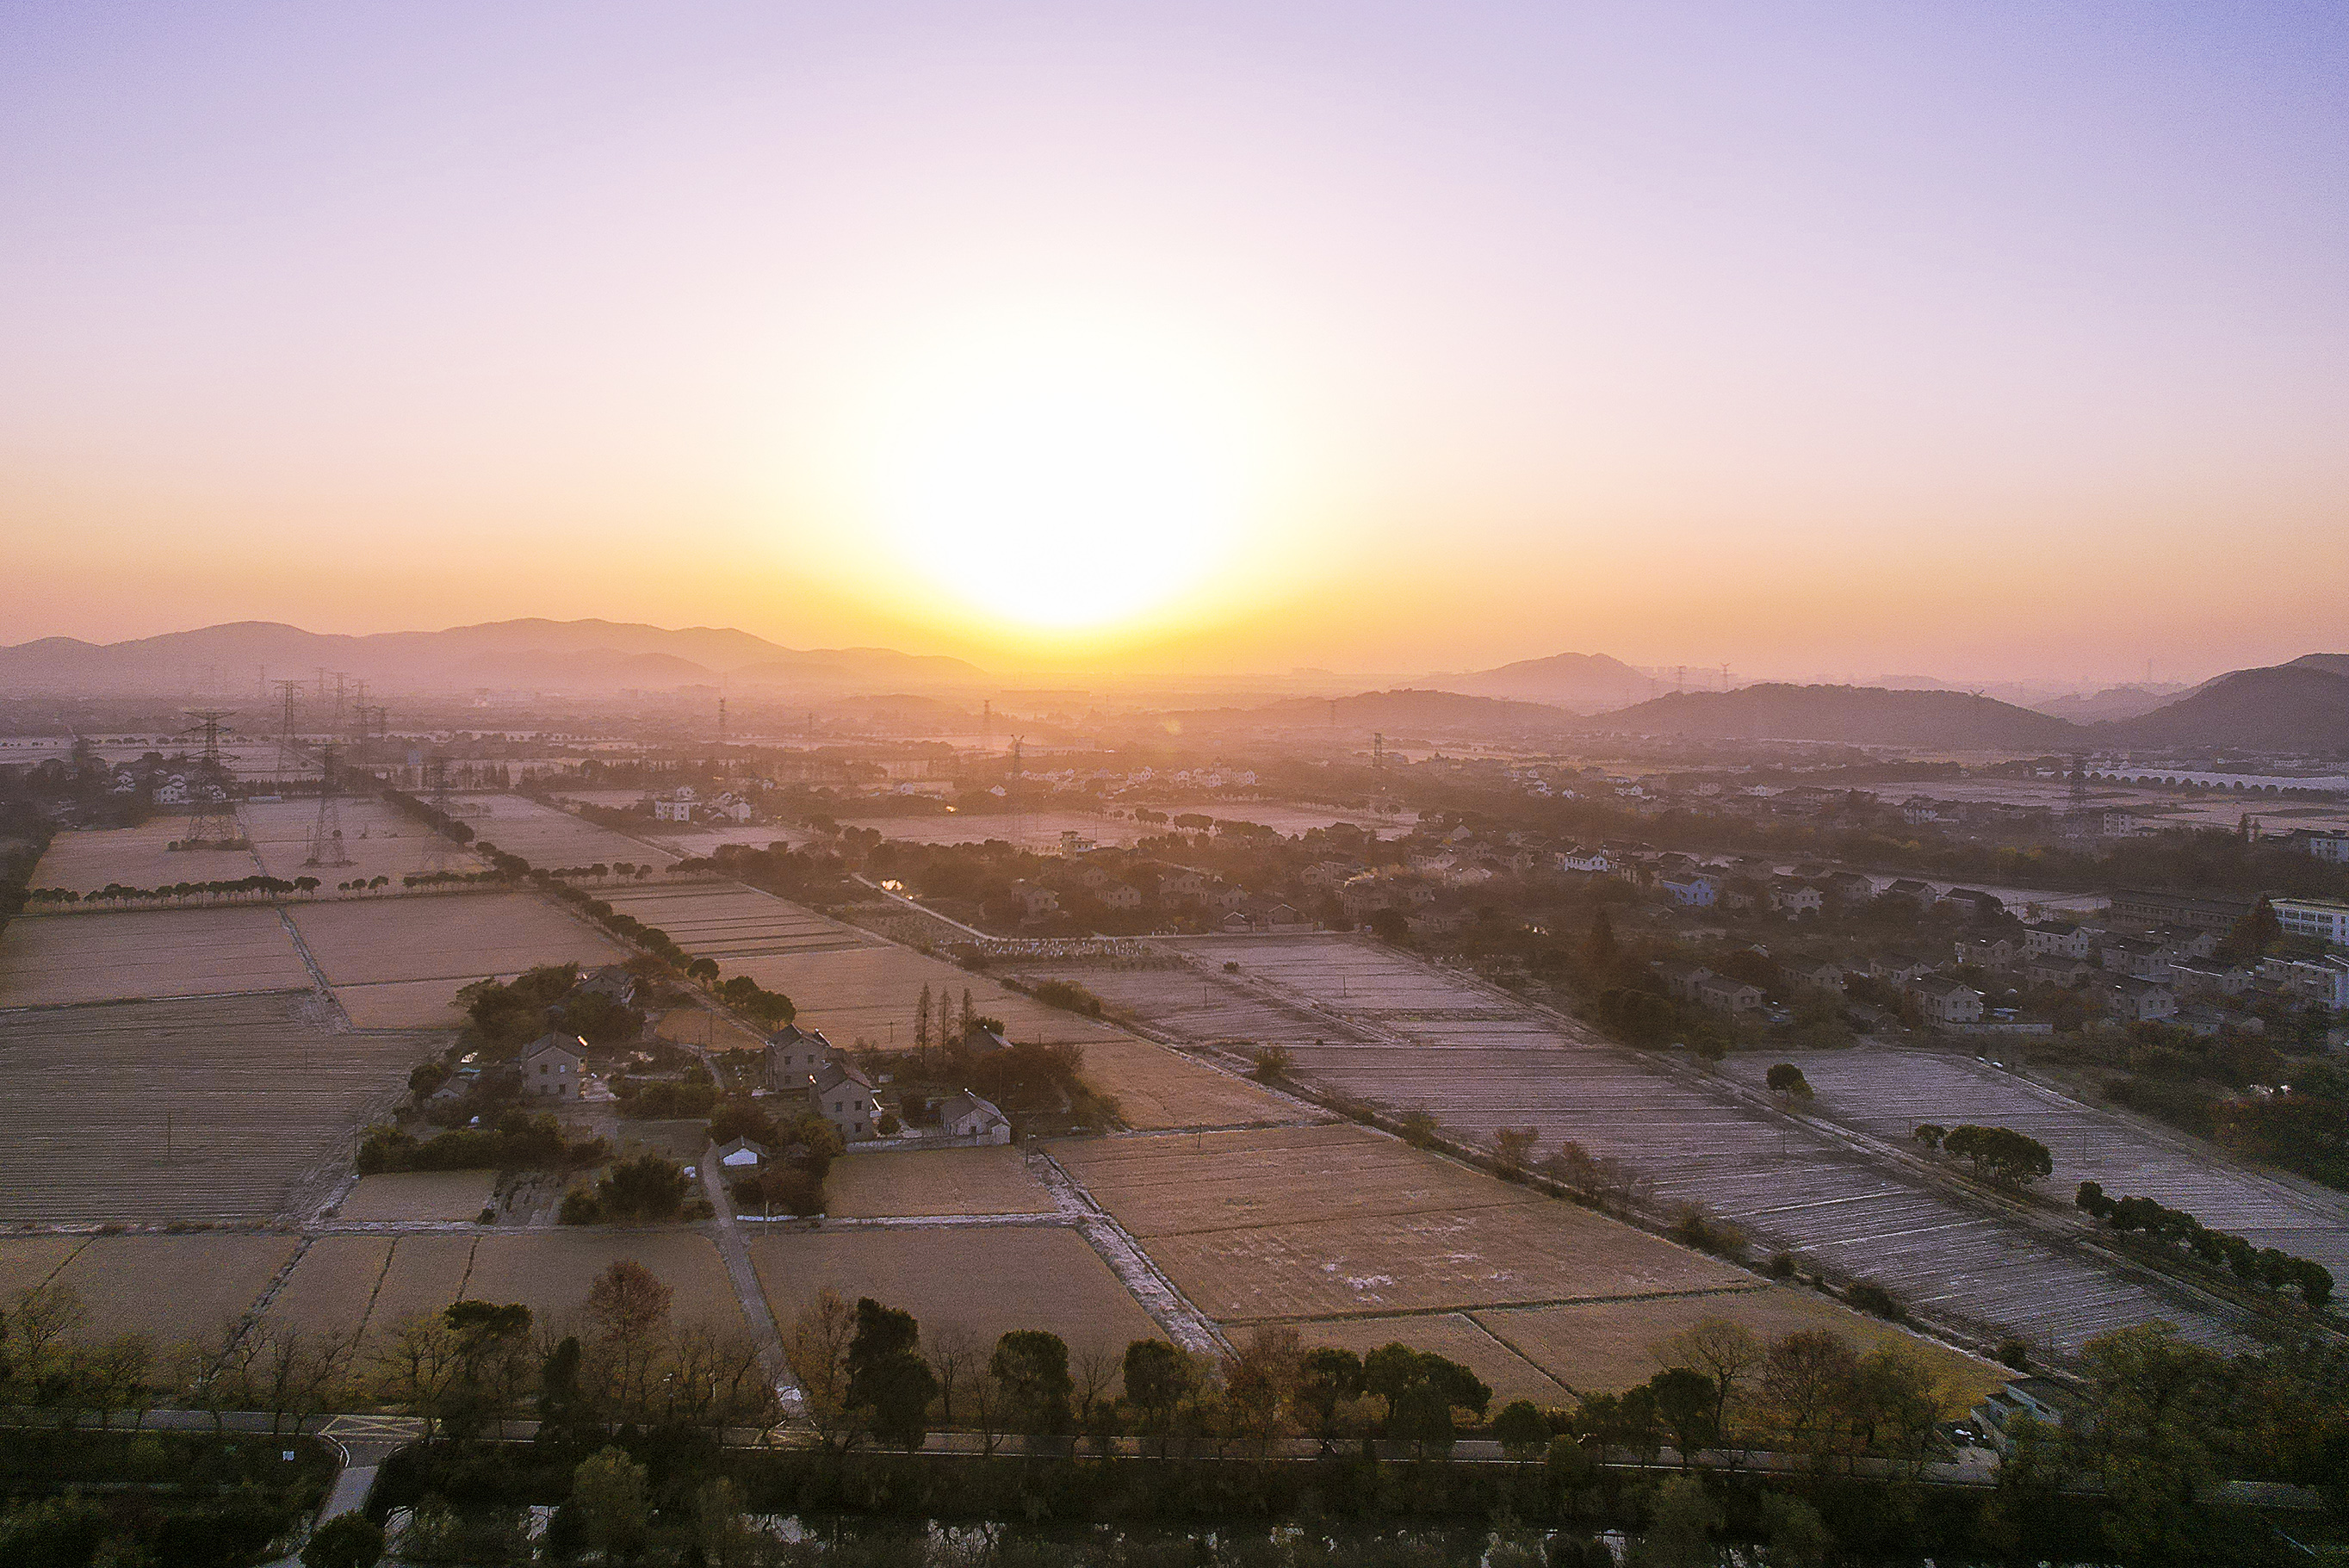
0,619,986,696
1426,651,1652,711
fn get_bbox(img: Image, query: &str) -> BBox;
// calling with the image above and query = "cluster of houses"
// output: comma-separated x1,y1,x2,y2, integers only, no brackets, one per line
646,784,759,824
1654,909,2348,1038
1004,849,1313,933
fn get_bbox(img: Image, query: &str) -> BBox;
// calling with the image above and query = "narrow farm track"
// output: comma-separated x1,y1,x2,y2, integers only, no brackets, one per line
1145,933,2279,1358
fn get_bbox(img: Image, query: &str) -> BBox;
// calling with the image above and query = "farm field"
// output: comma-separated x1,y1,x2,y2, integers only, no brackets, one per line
46,1233,296,1344
600,883,867,962
289,892,623,988
467,794,679,868
265,1234,480,1352
460,1231,746,1334
0,1235,88,1298
1298,1313,1568,1406
1722,1048,2349,1279
833,803,1404,854
1148,934,2259,1356
0,994,441,1223
825,1144,1057,1218
654,1004,767,1054
338,1170,498,1221
747,1226,1158,1361
1056,1124,1535,1236
333,978,474,1030
31,816,260,894
243,796,475,883
1144,1203,1753,1323
727,943,1125,1049
0,906,310,1007
1008,959,1349,1049
1069,1038,1298,1131
1477,1287,2009,1407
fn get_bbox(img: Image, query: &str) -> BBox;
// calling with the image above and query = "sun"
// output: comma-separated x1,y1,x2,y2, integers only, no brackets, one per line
858,319,1260,630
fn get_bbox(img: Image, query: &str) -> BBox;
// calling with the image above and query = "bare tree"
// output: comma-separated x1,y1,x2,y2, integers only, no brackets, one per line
927,1320,982,1429
1073,1344,1124,1453
1652,1315,1765,1456
375,1311,464,1440
585,1260,675,1420
784,1288,868,1453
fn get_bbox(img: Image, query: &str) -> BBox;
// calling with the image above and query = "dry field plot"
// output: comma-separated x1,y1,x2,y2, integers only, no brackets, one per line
747,1227,1157,1360
601,884,866,961
462,1231,744,1333
468,795,679,868
1722,1049,2349,1279
333,978,474,1031
244,798,474,883
1478,1287,2008,1408
825,1144,1056,1218
46,1234,296,1343
290,893,623,987
1057,1125,1535,1236
34,818,260,894
1299,1314,1568,1406
0,994,441,1223
655,1005,768,1054
0,1236,89,1298
1013,961,1346,1050
338,1170,497,1221
728,944,1123,1048
1072,1039,1296,1131
0,907,310,1007
1162,935,2258,1356
266,1235,480,1348
1147,1205,1752,1323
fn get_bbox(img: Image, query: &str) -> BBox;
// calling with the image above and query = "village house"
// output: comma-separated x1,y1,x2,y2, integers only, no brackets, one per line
713,1136,769,1172
1651,959,1713,1004
1008,881,1060,920
809,1060,883,1141
2168,958,2253,997
1953,935,2019,970
1908,976,1985,1026
2104,975,2179,1024
519,1032,586,1099
2023,921,2091,958
1872,952,1937,985
1820,870,1875,905
938,1090,1013,1143
1558,846,1615,874
1938,887,2005,920
1782,958,1846,994
1770,879,1824,917
1658,869,1718,908
763,1023,838,1088
2026,954,2098,989
1696,974,1764,1013
1881,878,1936,905
569,964,640,1009
2259,953,2349,1010
1099,881,1144,910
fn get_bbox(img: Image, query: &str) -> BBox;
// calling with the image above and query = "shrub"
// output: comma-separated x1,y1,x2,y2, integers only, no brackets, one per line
1845,1281,1907,1321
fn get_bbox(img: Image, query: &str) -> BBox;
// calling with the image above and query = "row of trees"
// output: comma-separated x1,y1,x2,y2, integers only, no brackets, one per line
2075,1181,2333,1306
1912,1123,2055,1187
26,873,324,906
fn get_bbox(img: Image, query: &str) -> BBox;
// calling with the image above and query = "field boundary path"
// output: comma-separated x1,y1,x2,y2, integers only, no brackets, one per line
1032,1150,1228,1356
697,1153,805,1416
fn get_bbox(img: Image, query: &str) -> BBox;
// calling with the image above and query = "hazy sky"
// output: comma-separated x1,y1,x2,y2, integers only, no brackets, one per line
3,3,2345,684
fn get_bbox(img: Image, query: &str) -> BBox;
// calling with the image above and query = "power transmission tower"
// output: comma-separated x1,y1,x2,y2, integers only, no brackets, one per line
2067,752,2093,835
181,709,241,846
272,679,307,792
1373,732,1385,769
1007,735,1025,850
420,752,458,871
305,746,352,867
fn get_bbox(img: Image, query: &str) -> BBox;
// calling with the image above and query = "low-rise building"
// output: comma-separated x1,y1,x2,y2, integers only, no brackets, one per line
809,1061,883,1142
2273,896,2349,950
714,1137,770,1171
2023,921,2090,958
939,1090,1013,1143
1697,974,1764,1013
2104,975,2178,1023
2259,953,2349,1010
1651,960,1713,1004
1872,952,1937,985
519,1032,586,1099
2026,955,2098,989
764,1023,838,1088
1909,976,1985,1026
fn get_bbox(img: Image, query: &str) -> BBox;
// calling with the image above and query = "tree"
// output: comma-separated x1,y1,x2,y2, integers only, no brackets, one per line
570,1446,650,1563
2216,896,2282,963
848,1297,937,1449
1492,1398,1549,1458
1396,1107,1441,1149
990,1329,1074,1434
1296,1345,1363,1440
691,1477,761,1568
1652,1316,1763,1449
585,1260,673,1419
1647,1367,1719,1466
1369,908,1409,944
1765,1063,1813,1100
1493,1125,1539,1175
1640,1475,1723,1568
593,1151,691,1221
1389,1379,1457,1454
1584,908,1621,976
301,1512,385,1568
1913,1122,1947,1149
1757,1492,1835,1567
1362,1342,1423,1420
786,1288,866,1453
1942,1124,2052,1187
685,957,720,983
1763,1329,1861,1451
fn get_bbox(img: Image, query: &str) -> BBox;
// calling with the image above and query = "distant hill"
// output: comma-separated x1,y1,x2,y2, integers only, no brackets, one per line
2107,664,2349,751
1131,687,1576,737
1587,684,2082,747
0,619,986,695
2032,684,2186,723
1430,651,1651,711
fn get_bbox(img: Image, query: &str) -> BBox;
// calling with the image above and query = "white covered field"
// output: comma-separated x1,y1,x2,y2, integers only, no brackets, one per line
1153,934,2263,1356
464,794,679,868
243,796,477,883
1721,1048,2349,1280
